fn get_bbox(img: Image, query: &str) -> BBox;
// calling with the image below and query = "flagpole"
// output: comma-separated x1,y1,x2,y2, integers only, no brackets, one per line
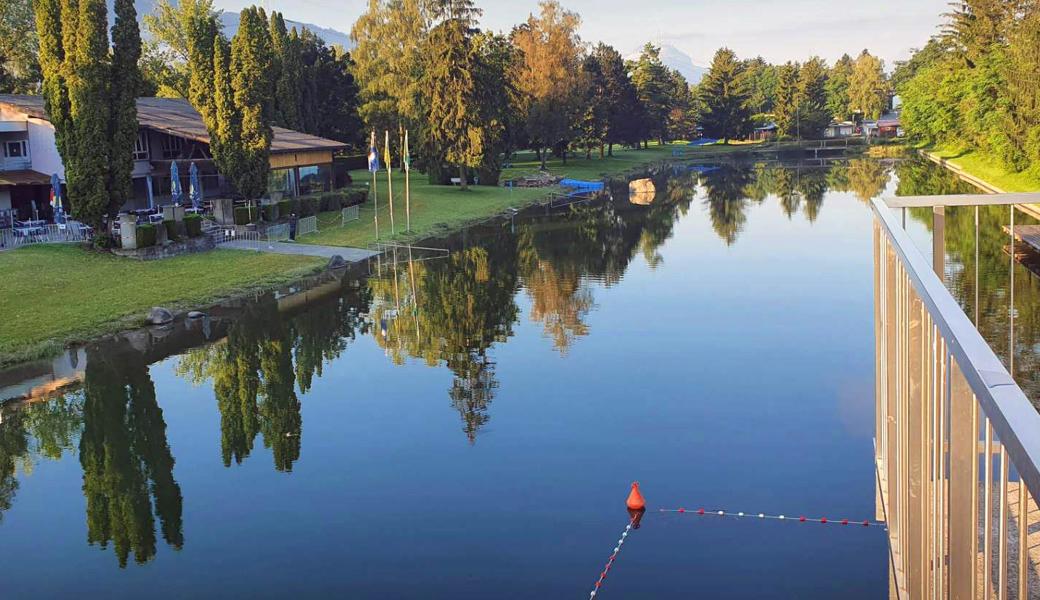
385,130,395,236
370,130,379,240
405,129,411,232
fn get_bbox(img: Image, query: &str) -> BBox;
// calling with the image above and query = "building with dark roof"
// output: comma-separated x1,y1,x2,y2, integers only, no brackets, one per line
0,95,348,225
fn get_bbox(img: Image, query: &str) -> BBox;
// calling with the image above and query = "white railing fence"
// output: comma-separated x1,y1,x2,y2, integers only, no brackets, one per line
0,223,93,249
266,223,290,243
873,197,1040,599
297,215,318,237
341,205,360,226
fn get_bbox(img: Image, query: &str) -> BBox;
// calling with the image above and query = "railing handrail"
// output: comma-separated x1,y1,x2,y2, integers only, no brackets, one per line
872,197,1040,499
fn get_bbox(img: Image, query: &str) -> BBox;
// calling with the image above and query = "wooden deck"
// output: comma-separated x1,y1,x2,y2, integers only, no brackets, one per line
1003,224,1040,252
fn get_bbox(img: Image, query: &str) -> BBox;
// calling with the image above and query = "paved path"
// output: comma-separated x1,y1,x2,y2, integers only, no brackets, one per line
223,240,379,262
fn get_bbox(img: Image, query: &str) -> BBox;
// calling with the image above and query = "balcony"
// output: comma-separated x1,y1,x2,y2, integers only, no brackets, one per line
874,192,1040,598
0,156,31,171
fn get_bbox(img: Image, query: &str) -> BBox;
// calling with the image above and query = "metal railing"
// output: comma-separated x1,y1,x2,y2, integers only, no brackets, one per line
297,215,318,237
266,223,290,243
873,196,1040,599
341,205,360,225
0,223,92,249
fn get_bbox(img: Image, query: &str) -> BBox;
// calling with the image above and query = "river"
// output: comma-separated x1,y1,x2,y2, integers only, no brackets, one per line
0,158,988,597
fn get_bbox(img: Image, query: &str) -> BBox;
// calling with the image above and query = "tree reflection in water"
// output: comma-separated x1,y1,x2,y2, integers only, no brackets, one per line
0,395,83,525
80,349,182,567
176,290,369,470
898,158,1040,404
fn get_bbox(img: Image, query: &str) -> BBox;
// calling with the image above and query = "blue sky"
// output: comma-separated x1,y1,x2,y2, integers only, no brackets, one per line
215,0,949,66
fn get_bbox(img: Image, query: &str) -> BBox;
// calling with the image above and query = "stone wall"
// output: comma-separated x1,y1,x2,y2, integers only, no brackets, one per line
111,235,216,261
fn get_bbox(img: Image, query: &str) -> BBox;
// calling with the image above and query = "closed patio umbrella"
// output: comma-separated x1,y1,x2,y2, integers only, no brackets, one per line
170,161,182,206
50,173,64,223
189,162,202,210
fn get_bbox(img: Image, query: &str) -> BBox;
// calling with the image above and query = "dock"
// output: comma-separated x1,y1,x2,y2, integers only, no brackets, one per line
1003,224,1040,252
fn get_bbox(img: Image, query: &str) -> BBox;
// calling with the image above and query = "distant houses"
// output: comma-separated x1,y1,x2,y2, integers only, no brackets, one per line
0,95,348,226
824,121,856,139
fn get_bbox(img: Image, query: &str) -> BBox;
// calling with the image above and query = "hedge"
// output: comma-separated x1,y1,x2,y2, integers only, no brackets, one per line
163,220,179,242
184,214,203,238
262,203,279,222
234,206,253,225
299,196,320,217
137,223,157,248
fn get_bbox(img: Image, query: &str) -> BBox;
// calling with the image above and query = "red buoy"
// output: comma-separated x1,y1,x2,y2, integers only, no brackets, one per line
626,482,646,510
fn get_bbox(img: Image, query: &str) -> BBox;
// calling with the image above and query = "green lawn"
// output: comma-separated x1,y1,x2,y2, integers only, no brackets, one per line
302,142,741,248
0,244,323,365
928,145,1040,193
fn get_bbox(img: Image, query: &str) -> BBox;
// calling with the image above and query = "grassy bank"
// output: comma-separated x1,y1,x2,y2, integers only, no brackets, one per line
0,244,324,366
304,141,742,248
927,145,1040,193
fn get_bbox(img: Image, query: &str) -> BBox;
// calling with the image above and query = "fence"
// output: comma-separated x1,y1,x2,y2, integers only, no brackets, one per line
266,223,290,242
872,195,1040,599
341,205,360,226
297,215,318,237
0,223,92,250
210,226,263,249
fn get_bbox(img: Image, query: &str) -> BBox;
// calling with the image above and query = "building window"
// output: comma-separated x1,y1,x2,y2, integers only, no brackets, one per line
4,140,28,158
133,131,149,161
297,164,332,196
159,134,183,160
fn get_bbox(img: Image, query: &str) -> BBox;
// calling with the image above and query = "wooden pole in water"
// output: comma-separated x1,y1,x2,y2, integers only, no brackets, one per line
386,130,395,236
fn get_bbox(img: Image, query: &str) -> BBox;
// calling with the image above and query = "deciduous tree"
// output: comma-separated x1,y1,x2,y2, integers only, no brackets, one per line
848,50,888,120
512,1,586,169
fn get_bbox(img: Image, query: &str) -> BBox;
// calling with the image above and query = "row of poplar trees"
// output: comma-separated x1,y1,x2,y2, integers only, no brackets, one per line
34,0,142,230
32,1,319,231
896,0,1040,175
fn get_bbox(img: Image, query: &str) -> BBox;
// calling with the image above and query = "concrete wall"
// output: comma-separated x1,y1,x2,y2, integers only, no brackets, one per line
27,119,64,179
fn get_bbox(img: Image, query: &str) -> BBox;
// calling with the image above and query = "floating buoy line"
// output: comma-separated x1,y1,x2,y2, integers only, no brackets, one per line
658,506,886,528
588,482,885,598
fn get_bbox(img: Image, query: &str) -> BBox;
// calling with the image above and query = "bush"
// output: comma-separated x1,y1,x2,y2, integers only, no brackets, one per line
277,199,293,218
163,220,179,242
262,203,279,222
137,223,157,248
300,196,320,217
234,206,254,225
344,188,368,207
320,192,342,212
184,214,203,238
94,233,118,249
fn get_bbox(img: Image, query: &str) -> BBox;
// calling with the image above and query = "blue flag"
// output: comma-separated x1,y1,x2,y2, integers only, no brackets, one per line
368,131,380,173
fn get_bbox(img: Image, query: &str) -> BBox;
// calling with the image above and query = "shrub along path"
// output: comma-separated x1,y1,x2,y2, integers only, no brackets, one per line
0,244,323,366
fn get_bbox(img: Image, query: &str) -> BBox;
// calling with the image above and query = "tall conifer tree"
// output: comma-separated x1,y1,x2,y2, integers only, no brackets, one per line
697,48,751,143
109,0,142,215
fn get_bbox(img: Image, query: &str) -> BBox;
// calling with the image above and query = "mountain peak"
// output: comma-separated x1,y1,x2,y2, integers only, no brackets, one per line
627,43,707,84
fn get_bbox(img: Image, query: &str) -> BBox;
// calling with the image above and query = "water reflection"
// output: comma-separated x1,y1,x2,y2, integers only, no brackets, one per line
177,291,369,470
81,350,183,566
0,157,965,578
908,203,1040,404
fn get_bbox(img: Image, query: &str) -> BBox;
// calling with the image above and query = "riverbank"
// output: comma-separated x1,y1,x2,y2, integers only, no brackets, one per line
0,245,324,367
304,141,760,248
0,140,753,367
923,146,1040,193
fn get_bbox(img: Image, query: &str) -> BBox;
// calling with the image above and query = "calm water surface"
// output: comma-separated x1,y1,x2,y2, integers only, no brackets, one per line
1,159,973,598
